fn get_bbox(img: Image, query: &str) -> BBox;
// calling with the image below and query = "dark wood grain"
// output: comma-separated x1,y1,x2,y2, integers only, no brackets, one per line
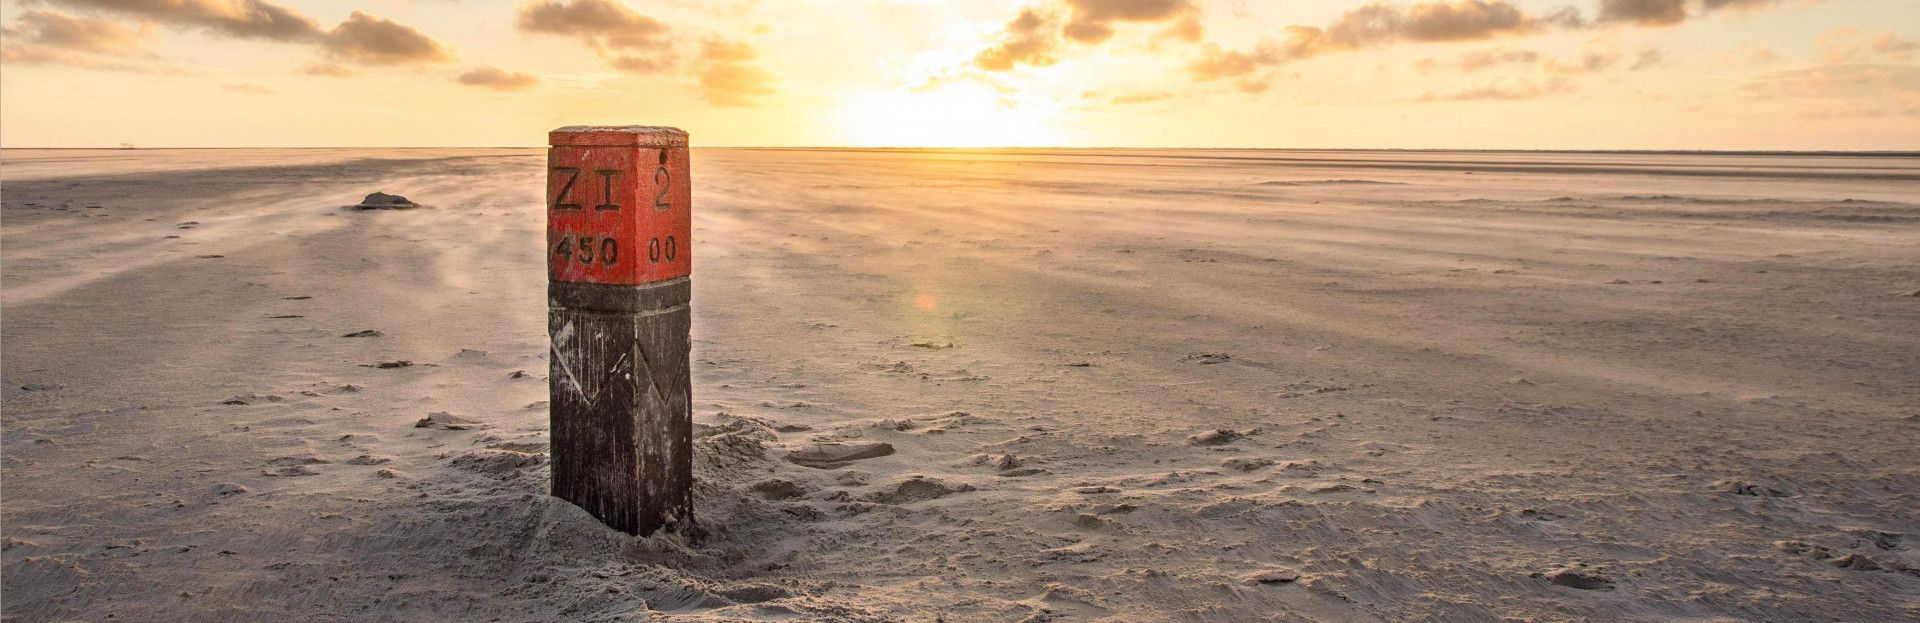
548,281,692,536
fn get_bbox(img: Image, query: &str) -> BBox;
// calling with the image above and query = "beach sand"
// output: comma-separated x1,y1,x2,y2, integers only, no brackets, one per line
3,147,1917,621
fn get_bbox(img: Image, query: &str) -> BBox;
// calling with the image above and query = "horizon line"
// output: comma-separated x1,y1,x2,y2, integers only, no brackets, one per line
5,146,1919,157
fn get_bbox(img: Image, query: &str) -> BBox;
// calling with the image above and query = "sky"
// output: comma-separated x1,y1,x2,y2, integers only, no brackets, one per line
1,0,1917,149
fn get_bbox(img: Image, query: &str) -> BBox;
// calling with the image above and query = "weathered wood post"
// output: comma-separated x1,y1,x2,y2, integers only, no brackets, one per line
546,126,692,535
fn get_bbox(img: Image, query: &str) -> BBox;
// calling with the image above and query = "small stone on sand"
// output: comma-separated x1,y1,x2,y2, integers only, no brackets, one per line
353,192,419,210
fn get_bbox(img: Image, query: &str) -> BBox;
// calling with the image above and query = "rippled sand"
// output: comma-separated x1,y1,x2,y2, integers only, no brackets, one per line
5,148,1917,621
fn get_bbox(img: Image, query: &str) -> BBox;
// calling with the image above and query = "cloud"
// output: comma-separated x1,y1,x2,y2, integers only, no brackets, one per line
1417,76,1572,101
37,0,323,41
0,40,175,72
32,0,455,69
0,9,179,72
456,66,540,91
1793,102,1920,120
1737,63,1920,100
1418,40,1664,76
1322,0,1562,45
1597,0,1800,27
516,0,673,72
1628,47,1666,70
300,61,353,77
1819,28,1918,64
321,11,452,65
1543,37,1664,73
974,9,1060,71
2,9,151,54
1186,42,1277,80
1108,90,1174,104
1188,1,1569,83
1061,0,1201,45
695,38,776,106
973,0,1203,72
1700,0,1788,11
1596,0,1687,26
1191,0,1808,89
1445,47,1540,72
1717,45,1778,66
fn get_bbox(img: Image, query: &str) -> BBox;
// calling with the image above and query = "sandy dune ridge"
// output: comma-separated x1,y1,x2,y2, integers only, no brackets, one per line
3,148,1917,621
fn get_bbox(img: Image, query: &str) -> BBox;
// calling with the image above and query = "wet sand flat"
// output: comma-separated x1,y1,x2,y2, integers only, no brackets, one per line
4,148,1918,622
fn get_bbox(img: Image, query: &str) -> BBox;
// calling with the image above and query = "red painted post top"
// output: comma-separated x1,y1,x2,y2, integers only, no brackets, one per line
547,126,691,285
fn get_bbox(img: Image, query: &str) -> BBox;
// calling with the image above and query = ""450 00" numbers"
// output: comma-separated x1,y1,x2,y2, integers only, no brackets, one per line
552,233,676,267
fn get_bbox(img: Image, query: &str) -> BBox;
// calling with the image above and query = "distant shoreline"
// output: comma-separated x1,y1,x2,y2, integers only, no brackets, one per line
3,146,1917,158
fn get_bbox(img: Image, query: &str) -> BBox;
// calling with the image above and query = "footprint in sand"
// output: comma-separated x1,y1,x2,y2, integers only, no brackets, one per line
867,476,972,504
750,479,808,500
263,456,326,477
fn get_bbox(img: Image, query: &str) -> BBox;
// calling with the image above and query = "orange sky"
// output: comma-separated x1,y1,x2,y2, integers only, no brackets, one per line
2,0,1917,149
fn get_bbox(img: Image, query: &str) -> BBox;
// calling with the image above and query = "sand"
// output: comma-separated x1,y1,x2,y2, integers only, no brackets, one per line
3,147,1917,622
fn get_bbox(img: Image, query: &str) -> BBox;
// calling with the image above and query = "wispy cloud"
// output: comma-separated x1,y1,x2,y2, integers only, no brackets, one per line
1818,28,1918,64
1189,1,1576,84
35,0,321,41
455,66,540,91
223,82,275,94
695,38,776,106
1417,76,1573,101
0,9,179,72
973,0,1203,73
28,0,454,68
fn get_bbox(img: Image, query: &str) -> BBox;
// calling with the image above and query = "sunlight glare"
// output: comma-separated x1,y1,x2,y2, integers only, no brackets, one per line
833,83,1071,148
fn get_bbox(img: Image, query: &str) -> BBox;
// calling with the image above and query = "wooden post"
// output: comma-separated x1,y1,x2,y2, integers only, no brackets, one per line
546,126,692,536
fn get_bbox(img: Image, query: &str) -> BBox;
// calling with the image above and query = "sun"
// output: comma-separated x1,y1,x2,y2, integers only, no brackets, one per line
832,82,1073,148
